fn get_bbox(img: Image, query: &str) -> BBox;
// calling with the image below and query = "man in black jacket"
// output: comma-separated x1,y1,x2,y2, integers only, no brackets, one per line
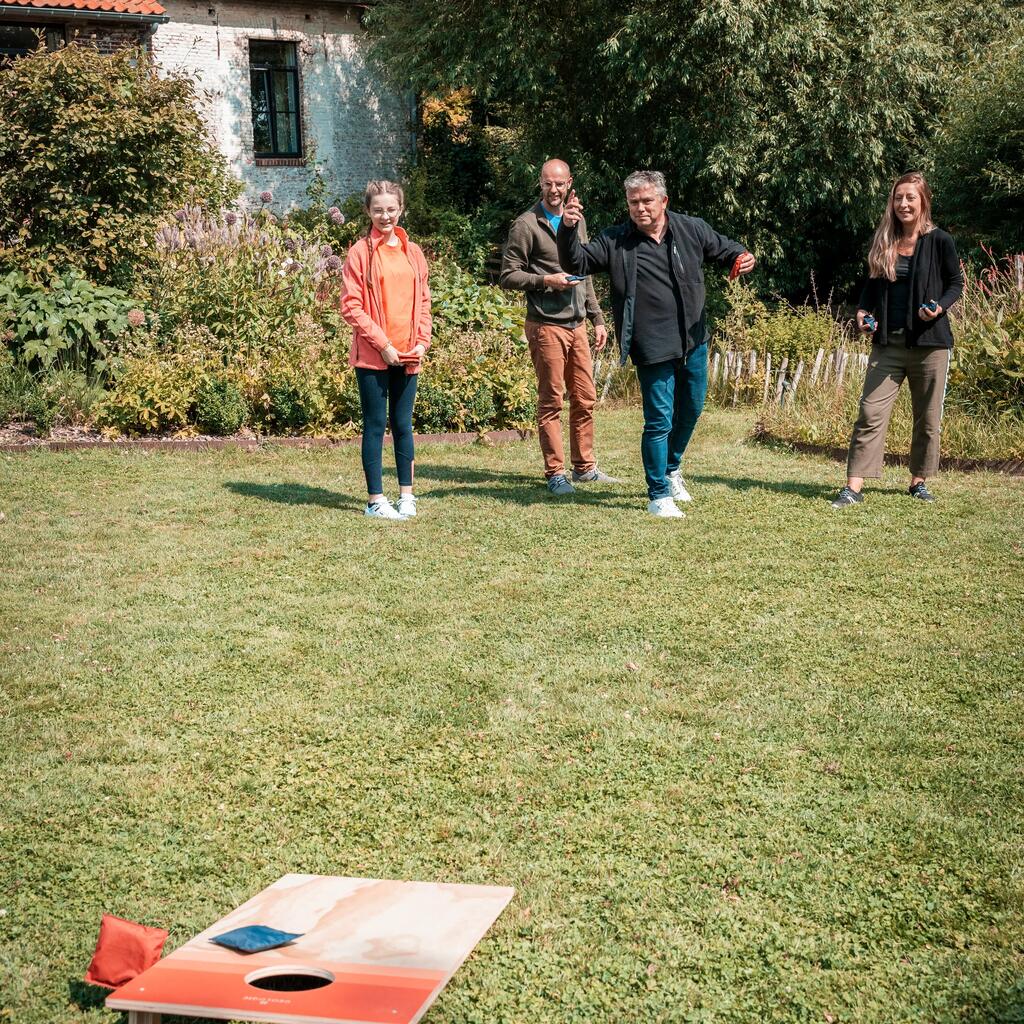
558,170,755,517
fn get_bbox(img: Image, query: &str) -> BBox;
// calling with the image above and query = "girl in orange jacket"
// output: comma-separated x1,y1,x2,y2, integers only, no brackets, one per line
340,181,432,520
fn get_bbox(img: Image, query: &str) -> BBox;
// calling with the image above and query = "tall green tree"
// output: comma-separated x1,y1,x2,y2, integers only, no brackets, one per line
367,0,1015,293
929,32,1024,255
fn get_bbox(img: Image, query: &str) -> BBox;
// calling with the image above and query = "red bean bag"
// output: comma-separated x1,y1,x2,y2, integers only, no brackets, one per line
84,914,168,989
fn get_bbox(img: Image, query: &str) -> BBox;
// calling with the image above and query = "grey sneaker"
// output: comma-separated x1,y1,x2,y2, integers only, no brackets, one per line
830,486,864,510
908,482,935,502
547,473,576,495
571,466,621,484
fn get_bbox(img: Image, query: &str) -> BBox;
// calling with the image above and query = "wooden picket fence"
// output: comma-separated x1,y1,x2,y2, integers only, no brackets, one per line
707,345,870,406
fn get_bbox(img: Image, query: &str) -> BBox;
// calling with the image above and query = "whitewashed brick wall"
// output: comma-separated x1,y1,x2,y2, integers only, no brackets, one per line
152,0,412,210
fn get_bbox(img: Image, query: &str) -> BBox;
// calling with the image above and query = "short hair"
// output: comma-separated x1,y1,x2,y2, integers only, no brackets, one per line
363,180,405,211
623,170,667,198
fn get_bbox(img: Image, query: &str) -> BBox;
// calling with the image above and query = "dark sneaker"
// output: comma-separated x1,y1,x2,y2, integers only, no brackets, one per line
547,474,575,496
830,486,864,510
571,466,621,484
908,482,935,502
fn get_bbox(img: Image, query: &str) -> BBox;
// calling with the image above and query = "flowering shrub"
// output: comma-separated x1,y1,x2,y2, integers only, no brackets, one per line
146,205,345,359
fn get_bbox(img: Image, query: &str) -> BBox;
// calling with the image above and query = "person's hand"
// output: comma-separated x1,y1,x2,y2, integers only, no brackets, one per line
918,302,943,321
735,252,756,275
543,272,583,291
562,189,583,227
381,344,401,366
593,324,608,352
410,343,426,358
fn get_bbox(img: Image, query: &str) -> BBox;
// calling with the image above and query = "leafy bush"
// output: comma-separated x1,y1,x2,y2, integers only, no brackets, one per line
714,280,854,366
430,256,525,335
93,335,211,436
948,254,1024,416
0,43,240,287
0,350,54,431
0,269,139,376
93,318,535,438
194,376,247,435
412,328,535,433
0,348,104,433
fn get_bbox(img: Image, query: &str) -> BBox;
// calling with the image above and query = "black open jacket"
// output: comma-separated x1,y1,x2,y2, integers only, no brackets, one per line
858,228,963,348
557,210,745,366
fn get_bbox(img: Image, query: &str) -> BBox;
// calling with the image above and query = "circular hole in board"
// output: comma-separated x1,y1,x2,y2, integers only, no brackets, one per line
245,966,335,992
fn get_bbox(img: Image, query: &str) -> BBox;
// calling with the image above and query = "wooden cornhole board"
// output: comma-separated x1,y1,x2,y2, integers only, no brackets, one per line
107,874,514,1024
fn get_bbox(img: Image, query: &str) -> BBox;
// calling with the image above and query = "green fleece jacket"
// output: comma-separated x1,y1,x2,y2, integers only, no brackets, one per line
499,203,605,328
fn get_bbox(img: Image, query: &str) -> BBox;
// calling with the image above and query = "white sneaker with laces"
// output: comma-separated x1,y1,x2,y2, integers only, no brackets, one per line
396,494,417,518
667,470,692,502
648,496,685,518
364,497,406,520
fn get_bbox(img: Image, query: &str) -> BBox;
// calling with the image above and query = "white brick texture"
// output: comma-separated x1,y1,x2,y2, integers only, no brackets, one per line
152,1,412,210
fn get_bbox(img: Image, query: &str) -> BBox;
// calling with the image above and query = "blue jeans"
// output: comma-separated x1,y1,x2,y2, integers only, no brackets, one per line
356,367,418,495
634,344,708,500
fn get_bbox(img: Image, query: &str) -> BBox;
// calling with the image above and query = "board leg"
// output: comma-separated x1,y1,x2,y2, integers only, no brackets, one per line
128,1013,161,1024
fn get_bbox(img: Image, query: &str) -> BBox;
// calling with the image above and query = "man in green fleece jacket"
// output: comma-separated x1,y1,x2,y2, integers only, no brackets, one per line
500,159,618,495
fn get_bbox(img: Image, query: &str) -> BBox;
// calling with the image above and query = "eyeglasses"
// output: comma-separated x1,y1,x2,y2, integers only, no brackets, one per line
540,180,570,188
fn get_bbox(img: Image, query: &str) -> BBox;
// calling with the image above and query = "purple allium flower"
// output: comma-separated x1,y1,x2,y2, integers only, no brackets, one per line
259,190,273,204
224,211,238,226
320,243,334,258
284,238,297,252
126,308,146,328
329,209,345,225
174,209,187,221
287,260,302,274
326,255,342,271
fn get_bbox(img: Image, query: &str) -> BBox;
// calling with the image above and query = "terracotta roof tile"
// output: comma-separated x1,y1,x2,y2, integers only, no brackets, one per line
0,0,166,15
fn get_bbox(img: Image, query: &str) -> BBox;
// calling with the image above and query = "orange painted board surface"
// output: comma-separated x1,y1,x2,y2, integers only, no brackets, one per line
106,875,514,1024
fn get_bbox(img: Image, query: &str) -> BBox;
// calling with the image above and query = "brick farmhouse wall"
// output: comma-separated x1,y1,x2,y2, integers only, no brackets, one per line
151,1,412,210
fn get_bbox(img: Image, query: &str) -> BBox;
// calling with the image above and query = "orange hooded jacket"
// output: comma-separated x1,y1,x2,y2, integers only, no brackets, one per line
340,225,432,374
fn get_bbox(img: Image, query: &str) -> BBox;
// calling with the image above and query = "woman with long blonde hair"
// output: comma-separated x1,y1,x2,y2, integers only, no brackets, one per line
340,180,431,520
831,171,963,509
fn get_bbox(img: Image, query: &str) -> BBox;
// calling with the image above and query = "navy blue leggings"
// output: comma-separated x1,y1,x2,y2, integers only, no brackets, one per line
355,367,417,495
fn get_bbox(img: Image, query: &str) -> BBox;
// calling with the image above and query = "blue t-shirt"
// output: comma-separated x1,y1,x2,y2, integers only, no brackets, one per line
541,206,562,234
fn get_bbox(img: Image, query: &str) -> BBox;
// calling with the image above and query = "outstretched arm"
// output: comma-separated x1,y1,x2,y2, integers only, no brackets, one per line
700,218,753,274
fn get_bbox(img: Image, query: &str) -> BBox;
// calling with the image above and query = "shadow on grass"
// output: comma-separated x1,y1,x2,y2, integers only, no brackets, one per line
413,463,537,485
225,481,362,510
226,469,639,511
68,979,107,1012
689,473,834,500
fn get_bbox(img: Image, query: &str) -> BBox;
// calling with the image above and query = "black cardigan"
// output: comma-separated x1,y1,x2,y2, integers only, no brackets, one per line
858,228,963,348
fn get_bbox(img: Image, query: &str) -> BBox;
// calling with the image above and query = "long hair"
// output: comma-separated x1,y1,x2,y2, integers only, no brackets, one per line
867,171,935,280
362,180,405,237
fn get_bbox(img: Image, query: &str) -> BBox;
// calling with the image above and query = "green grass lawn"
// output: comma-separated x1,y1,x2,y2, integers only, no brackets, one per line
1,406,1022,1024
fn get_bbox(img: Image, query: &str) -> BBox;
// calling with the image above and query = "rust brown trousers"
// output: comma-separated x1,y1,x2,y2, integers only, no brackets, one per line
524,321,597,478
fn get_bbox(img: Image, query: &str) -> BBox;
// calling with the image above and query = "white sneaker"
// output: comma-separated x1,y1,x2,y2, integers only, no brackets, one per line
364,497,406,520
668,470,692,502
396,494,417,518
648,496,685,518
